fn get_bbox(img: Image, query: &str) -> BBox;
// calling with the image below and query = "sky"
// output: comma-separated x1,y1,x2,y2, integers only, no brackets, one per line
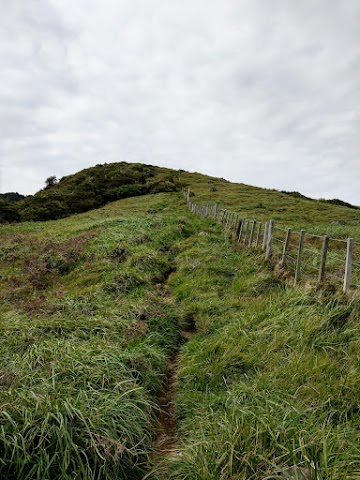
1,0,359,204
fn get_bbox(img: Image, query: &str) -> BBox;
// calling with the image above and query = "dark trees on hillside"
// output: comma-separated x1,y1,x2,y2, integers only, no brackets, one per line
45,176,58,188
6,163,180,223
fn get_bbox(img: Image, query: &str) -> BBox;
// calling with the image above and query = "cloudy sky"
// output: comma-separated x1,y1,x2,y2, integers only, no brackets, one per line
1,1,359,203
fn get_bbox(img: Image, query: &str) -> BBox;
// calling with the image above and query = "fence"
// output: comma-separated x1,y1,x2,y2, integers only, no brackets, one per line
182,187,360,294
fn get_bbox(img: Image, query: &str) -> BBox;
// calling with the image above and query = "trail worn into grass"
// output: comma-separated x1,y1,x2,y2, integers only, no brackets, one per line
153,317,197,457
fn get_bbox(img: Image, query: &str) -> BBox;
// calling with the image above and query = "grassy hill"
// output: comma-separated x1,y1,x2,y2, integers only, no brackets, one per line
0,162,181,222
0,163,360,479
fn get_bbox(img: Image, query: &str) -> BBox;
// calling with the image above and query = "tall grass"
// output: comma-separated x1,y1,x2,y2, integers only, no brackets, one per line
1,182,360,478
0,193,204,479
149,218,360,479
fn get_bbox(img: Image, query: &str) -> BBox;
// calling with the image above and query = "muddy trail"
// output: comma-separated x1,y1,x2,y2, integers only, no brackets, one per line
153,315,197,457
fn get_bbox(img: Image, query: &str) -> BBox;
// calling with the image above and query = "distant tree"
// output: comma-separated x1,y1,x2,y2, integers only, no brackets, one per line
45,176,58,188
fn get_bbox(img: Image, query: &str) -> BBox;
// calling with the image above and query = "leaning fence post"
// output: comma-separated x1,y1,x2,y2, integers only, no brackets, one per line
265,219,275,260
248,220,257,247
262,221,269,251
318,235,329,283
295,229,305,284
281,228,292,266
343,238,353,293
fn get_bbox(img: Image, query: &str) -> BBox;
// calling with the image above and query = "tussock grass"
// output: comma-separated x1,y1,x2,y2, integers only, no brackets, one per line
149,216,360,479
1,184,360,478
0,193,202,478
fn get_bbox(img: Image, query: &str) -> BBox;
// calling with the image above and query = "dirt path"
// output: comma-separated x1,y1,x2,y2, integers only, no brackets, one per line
152,318,197,457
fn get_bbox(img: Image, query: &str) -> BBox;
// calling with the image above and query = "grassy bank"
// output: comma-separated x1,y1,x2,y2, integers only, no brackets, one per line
1,187,360,479
0,193,205,479
150,219,360,479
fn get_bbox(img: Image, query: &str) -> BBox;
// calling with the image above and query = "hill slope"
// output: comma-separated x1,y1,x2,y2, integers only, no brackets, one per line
0,162,181,222
1,162,359,229
0,187,360,478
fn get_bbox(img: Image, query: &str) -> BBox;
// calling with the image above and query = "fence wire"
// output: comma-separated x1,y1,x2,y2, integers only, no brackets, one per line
182,189,359,293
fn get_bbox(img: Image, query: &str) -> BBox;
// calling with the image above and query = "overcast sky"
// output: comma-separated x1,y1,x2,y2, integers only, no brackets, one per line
1,1,359,203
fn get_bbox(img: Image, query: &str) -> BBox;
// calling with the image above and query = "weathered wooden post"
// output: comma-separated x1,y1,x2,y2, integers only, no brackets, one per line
343,238,353,293
227,213,234,232
265,219,275,260
214,203,219,221
262,221,269,251
281,228,292,266
235,218,242,241
255,222,262,248
225,212,230,230
248,220,257,247
243,220,250,245
187,187,191,203
238,219,244,242
294,229,305,284
233,215,239,238
318,235,329,283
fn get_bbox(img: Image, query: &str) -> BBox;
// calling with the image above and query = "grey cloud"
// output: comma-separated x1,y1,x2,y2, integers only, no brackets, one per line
0,0,359,205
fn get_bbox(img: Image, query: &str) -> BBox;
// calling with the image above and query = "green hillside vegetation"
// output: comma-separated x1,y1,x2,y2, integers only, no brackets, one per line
0,164,360,478
0,192,26,203
179,170,360,237
0,162,180,222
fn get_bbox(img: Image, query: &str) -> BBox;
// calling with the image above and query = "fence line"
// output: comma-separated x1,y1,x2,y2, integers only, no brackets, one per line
182,187,359,293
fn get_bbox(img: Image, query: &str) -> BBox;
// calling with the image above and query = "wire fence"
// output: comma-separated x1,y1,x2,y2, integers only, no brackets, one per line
182,188,359,294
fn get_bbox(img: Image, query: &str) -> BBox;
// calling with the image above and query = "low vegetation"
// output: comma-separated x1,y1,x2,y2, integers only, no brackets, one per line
0,193,199,479
0,162,180,222
0,163,360,479
150,224,360,479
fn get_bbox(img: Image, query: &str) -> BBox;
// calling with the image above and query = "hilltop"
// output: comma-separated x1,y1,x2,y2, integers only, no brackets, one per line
0,192,26,203
0,161,359,229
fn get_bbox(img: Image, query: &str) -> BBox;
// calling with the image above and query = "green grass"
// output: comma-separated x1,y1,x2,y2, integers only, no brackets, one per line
147,220,360,479
1,169,360,479
0,192,206,479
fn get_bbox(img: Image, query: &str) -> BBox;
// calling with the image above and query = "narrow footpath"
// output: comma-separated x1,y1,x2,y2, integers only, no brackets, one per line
152,315,197,457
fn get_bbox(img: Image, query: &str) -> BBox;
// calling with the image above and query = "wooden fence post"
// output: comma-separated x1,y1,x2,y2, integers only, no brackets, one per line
248,220,256,247
343,238,353,293
235,219,242,241
318,235,329,283
255,222,262,248
265,219,275,260
229,213,235,232
281,228,292,266
243,220,250,245
262,221,269,251
214,203,218,220
238,219,244,243
225,212,232,230
187,187,190,203
232,215,238,238
295,229,305,284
